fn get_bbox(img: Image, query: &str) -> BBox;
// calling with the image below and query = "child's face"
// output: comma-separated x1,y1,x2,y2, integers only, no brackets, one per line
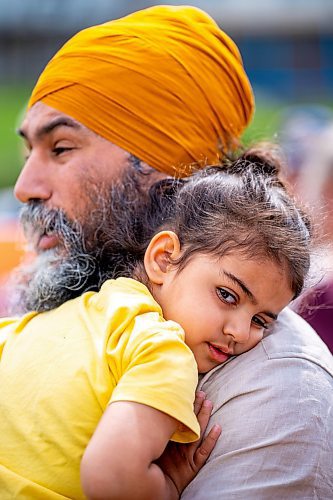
156,251,294,373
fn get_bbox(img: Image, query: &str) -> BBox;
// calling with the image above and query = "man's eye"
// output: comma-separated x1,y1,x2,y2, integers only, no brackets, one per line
216,287,237,305
252,316,269,330
53,146,73,156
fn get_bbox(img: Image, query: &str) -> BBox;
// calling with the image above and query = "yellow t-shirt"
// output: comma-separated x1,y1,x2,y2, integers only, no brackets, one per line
0,277,199,499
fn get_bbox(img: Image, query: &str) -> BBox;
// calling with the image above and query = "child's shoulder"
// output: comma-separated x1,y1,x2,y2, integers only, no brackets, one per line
94,277,162,316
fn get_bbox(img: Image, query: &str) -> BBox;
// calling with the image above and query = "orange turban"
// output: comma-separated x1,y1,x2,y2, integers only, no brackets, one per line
28,5,254,176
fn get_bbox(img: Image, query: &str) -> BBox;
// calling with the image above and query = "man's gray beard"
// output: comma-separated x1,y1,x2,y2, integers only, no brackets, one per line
11,167,150,314
11,205,97,314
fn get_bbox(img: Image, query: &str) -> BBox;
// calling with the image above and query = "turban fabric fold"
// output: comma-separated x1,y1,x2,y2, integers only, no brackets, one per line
28,5,254,176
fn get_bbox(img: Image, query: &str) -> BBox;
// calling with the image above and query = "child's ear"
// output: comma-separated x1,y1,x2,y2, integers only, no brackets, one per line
144,231,181,284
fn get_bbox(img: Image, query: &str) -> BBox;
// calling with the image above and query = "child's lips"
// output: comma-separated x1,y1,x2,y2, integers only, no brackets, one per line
208,343,231,364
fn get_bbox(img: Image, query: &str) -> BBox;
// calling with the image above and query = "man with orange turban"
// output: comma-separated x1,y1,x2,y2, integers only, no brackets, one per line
14,4,253,312
5,4,333,499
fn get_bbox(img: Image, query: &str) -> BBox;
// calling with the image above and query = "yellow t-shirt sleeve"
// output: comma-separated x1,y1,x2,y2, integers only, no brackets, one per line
0,319,13,358
108,312,200,443
0,313,37,358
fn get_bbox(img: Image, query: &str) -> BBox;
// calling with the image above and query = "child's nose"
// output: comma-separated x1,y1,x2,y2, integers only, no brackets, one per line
223,315,251,344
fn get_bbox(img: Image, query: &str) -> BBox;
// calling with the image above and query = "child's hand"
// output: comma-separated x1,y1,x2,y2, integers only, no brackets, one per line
156,391,221,497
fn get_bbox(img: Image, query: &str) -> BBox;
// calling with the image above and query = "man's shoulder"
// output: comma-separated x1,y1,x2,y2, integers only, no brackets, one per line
187,308,333,500
261,306,333,375
200,307,333,394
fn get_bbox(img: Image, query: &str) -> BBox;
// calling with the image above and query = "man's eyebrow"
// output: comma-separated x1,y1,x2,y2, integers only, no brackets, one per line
223,270,278,320
17,117,82,140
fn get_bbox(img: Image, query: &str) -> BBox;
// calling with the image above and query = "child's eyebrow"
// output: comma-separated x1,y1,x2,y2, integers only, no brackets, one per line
222,270,278,320
223,270,255,301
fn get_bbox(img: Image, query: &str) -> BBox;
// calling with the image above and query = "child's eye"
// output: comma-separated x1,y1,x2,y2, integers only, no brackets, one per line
216,287,237,305
252,315,269,330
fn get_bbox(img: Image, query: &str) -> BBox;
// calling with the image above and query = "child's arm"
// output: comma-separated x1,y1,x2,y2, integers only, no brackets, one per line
155,390,221,496
81,394,220,500
81,401,180,499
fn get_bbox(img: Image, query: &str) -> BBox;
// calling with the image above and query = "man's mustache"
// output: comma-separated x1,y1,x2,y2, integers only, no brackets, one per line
19,202,82,251
20,202,66,235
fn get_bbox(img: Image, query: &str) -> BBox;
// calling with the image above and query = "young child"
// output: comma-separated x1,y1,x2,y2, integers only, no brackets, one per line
0,147,312,499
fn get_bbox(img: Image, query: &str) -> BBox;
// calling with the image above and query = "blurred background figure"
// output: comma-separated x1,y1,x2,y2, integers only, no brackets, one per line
0,190,25,316
279,105,333,352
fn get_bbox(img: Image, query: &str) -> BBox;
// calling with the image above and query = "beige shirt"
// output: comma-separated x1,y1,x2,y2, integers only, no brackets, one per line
182,307,333,499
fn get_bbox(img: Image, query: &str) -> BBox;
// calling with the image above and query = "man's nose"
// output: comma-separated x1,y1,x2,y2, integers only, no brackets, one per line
14,153,52,203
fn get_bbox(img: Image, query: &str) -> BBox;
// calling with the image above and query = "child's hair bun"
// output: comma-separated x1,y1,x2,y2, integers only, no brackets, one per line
238,143,284,179
223,142,285,182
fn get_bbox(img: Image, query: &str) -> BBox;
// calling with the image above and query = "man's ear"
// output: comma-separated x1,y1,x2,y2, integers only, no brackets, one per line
144,231,181,285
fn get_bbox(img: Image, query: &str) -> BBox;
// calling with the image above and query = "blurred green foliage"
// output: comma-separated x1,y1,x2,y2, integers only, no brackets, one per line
0,85,31,187
0,84,332,189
